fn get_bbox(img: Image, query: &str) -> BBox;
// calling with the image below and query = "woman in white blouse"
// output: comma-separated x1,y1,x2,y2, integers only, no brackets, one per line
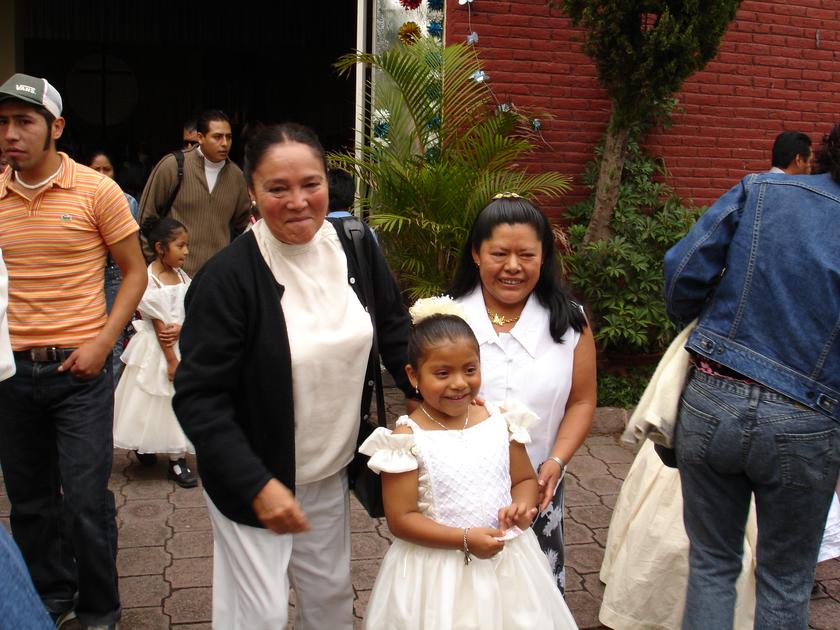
450,193,596,592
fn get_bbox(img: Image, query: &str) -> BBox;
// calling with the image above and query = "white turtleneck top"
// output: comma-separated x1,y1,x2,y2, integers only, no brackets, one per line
252,218,373,484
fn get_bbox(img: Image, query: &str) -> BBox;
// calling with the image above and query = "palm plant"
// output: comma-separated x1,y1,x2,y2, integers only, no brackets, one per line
332,37,571,298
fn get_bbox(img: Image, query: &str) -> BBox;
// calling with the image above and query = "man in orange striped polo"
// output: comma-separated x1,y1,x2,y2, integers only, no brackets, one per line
0,73,146,630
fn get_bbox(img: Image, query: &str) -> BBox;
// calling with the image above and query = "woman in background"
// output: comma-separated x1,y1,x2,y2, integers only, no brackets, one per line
89,151,140,383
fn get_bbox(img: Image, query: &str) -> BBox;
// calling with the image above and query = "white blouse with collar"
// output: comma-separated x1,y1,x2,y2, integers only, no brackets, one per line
457,287,580,467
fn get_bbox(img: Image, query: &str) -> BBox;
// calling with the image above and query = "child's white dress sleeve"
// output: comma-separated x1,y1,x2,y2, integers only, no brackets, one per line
358,427,418,474
490,399,539,444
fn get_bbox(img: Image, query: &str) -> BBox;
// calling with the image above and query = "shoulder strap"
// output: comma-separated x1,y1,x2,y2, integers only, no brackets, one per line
342,218,387,429
160,150,185,218
148,270,163,288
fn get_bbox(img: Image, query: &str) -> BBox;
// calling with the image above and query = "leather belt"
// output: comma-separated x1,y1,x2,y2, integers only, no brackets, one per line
13,347,77,362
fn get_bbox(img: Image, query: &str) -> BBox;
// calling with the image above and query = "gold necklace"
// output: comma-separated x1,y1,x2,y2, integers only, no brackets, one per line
486,309,521,326
419,404,470,431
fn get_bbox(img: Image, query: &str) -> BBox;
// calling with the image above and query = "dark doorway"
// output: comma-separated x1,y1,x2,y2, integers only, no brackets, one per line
20,0,360,197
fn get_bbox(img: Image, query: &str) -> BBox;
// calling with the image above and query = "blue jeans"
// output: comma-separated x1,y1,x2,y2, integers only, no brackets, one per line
0,356,120,627
105,262,126,386
676,369,840,630
0,526,53,629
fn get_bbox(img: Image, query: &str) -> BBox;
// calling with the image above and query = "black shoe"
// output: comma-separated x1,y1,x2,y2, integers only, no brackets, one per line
50,609,76,628
134,450,158,467
168,458,198,488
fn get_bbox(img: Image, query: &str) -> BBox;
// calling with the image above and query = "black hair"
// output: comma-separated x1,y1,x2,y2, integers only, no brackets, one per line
328,168,355,212
243,122,327,189
32,105,56,151
141,216,187,259
196,109,230,135
814,123,840,185
407,314,480,369
771,131,812,169
449,196,586,344
183,119,197,133
88,150,114,172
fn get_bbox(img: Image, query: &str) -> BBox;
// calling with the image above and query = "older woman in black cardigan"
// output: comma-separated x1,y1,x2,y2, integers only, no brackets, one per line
173,123,415,629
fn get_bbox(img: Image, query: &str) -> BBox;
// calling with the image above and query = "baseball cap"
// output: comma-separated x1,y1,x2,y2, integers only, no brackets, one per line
0,73,63,118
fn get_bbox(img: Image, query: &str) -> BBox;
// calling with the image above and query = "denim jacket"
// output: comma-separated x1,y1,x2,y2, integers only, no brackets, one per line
664,172,840,422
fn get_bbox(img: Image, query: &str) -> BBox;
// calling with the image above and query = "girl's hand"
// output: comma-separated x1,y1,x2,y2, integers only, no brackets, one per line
167,357,179,382
466,527,505,559
252,478,310,534
499,502,538,530
156,323,182,347
537,458,563,512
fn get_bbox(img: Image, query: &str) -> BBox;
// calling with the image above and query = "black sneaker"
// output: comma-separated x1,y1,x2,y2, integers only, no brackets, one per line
50,609,76,628
133,450,158,467
168,458,198,488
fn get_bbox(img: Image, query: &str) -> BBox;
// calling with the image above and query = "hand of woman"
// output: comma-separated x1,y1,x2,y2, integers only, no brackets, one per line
537,458,564,512
498,502,538,530
466,527,505,559
251,479,310,534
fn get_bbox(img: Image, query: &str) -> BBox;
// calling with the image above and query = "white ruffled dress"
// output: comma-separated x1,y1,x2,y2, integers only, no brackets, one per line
113,266,194,454
359,402,578,630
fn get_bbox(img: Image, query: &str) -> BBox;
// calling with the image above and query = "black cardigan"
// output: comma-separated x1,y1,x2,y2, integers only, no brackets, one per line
173,219,413,526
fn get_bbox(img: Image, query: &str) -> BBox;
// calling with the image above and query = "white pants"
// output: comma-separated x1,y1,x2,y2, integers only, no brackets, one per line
206,470,353,629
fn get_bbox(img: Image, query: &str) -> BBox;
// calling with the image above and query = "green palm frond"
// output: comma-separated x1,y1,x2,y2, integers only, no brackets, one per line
332,37,571,298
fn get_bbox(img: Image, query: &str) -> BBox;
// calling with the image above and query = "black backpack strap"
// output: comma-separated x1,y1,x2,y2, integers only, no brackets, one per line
160,150,185,218
343,218,387,429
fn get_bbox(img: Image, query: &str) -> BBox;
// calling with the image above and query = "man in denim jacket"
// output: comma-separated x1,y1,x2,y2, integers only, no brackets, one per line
664,129,840,629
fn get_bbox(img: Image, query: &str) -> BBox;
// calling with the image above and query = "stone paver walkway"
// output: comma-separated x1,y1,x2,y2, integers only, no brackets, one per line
1,399,838,628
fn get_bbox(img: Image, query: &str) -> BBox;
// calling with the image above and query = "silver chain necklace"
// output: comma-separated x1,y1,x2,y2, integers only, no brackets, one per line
419,404,470,431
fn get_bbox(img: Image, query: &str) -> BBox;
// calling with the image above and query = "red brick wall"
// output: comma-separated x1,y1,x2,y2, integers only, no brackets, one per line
445,0,840,216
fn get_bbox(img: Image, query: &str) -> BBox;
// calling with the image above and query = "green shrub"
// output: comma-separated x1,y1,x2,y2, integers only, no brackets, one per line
597,366,655,409
563,139,700,355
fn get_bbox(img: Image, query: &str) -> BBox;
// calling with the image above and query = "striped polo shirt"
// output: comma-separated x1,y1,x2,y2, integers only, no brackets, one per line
0,153,139,350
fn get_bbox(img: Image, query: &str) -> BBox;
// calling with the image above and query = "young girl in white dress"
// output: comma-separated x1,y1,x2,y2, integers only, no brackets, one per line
113,217,196,488
359,298,578,630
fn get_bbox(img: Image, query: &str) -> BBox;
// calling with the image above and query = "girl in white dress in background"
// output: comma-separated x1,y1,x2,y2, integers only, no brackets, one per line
113,217,196,488
359,299,577,630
